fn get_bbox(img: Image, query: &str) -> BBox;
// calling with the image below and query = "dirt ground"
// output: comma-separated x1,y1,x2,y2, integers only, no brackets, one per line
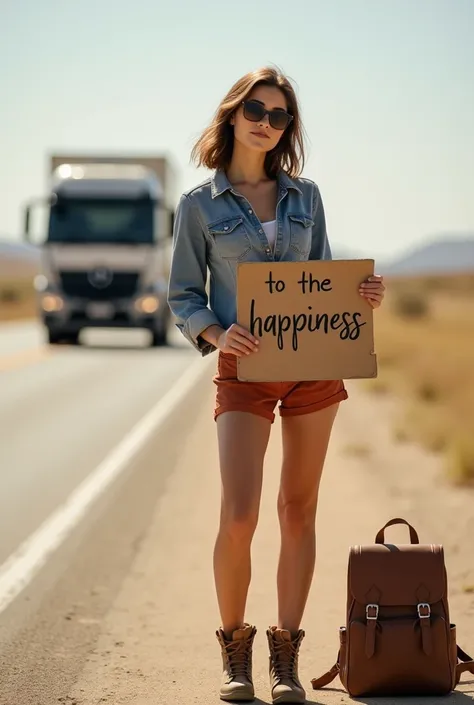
66,378,474,705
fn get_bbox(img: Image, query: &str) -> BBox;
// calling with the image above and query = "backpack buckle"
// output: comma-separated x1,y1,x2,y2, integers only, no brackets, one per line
417,602,431,619
366,604,379,620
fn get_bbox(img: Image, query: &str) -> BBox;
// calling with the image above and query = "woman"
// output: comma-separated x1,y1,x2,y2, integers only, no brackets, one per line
168,66,385,704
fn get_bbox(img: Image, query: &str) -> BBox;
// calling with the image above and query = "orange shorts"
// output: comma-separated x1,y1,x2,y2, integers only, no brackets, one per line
213,352,348,423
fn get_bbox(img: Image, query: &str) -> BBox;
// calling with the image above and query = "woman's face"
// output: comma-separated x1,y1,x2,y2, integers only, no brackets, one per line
231,84,290,155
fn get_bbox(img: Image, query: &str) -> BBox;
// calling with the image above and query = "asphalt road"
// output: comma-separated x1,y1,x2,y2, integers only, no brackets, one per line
0,319,217,705
0,319,206,567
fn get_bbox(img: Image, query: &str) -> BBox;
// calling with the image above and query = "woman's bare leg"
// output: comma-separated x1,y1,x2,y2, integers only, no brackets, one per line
277,404,340,634
214,410,272,637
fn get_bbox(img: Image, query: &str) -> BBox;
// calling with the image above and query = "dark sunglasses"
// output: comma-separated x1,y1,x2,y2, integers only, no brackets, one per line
241,100,293,131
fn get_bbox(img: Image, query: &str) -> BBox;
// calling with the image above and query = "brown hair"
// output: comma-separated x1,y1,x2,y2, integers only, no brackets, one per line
191,66,305,179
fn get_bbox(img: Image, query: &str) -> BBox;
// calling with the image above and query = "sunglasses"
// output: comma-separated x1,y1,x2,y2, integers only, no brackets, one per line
241,100,293,131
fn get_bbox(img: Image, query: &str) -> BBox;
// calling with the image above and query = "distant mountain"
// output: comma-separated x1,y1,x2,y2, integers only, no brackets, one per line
1,235,473,281
0,239,39,259
381,235,474,276
332,236,474,276
0,239,40,279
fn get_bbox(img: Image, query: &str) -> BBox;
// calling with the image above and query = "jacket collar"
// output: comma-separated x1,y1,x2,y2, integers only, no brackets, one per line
210,169,302,199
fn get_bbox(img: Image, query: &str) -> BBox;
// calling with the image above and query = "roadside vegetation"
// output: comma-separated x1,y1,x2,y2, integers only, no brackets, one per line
0,276,37,321
365,273,474,487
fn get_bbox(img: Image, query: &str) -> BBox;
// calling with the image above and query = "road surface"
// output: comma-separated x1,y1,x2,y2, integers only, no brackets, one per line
0,319,473,704
0,321,201,569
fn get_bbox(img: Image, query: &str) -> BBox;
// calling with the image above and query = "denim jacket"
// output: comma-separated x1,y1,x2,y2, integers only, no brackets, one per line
167,169,332,356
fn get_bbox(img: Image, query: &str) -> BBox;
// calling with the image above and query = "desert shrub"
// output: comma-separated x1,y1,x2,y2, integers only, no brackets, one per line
446,434,474,486
393,291,430,319
0,288,21,303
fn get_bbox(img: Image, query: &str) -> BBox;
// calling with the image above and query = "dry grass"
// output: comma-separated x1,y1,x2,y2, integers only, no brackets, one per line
0,277,37,321
342,442,373,458
366,272,474,487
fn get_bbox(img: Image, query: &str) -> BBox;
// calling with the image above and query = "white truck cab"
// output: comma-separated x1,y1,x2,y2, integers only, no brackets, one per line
24,155,175,346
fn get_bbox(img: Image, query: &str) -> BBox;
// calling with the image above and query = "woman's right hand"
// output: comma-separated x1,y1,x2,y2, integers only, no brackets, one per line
217,323,259,357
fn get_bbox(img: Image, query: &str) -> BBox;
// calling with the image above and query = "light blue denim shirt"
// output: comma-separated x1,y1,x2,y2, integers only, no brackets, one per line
167,169,332,356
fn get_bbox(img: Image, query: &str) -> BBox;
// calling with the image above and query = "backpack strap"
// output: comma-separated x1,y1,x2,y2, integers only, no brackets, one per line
456,645,474,685
311,652,340,689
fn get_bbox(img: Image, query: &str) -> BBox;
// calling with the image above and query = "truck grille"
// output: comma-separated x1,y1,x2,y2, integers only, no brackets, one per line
59,271,140,300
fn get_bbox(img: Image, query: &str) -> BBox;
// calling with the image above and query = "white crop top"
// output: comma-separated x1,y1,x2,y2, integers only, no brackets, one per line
262,220,276,250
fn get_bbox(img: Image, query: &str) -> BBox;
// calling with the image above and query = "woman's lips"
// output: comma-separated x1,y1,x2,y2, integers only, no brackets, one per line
250,131,270,139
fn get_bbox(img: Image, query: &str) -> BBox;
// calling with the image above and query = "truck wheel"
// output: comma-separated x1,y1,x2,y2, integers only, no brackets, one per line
150,329,167,347
64,332,81,345
47,329,62,345
46,329,80,345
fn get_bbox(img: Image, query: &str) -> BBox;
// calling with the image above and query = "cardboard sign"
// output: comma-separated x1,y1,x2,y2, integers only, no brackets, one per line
236,259,377,382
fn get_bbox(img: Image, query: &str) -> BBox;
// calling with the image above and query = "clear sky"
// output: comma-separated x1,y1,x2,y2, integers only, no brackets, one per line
1,0,473,260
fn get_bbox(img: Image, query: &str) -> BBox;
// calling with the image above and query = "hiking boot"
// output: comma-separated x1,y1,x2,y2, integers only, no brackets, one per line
267,626,306,703
216,623,257,702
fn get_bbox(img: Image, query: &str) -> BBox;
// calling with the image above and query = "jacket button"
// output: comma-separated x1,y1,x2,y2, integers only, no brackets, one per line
224,225,229,231
248,209,253,214
265,247,271,253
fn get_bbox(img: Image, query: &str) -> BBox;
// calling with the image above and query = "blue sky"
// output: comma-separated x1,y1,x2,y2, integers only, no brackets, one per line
1,0,473,260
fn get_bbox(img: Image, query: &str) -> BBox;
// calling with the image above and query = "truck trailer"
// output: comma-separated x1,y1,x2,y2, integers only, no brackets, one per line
23,153,176,346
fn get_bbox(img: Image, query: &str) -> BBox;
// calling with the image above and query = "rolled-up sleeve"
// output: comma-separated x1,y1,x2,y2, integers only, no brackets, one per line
309,184,332,261
167,193,222,355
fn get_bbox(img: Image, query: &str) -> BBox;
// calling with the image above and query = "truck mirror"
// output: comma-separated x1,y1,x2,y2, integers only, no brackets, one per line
170,210,175,237
24,206,31,241
23,195,54,243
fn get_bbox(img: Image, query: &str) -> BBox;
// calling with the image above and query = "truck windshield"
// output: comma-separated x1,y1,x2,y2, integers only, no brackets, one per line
47,198,154,244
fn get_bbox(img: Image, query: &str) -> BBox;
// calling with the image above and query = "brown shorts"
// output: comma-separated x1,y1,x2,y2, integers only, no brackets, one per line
213,352,348,423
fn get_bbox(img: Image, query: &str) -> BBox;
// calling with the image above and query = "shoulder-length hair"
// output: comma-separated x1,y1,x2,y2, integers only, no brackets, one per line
191,66,305,179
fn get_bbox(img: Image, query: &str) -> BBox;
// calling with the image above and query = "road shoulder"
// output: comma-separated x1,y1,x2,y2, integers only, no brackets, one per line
66,380,474,704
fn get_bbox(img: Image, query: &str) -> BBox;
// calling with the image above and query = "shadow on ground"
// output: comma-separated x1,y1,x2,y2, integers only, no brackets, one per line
306,681,474,703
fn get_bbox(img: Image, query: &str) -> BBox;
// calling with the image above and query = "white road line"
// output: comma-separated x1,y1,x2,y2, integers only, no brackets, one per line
0,353,213,614
0,319,38,330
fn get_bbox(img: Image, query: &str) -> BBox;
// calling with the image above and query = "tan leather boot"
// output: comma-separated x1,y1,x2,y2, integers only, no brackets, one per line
216,623,257,702
267,626,306,703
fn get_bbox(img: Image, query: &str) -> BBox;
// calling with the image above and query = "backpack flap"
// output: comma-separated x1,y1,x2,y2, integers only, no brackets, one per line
348,543,447,612
348,542,448,663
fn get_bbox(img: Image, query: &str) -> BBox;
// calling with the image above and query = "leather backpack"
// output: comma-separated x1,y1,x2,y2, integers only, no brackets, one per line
311,518,474,697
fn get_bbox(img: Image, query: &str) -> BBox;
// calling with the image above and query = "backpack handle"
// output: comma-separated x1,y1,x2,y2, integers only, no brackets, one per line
375,518,420,544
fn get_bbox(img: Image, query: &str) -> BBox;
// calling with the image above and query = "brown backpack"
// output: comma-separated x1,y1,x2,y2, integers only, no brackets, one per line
311,518,474,697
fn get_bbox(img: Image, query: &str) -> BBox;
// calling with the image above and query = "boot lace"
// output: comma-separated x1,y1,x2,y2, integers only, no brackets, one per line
224,639,252,678
271,639,299,681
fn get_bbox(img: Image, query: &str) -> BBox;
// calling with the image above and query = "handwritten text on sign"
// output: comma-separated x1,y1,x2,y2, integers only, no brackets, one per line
236,260,377,382
250,269,366,351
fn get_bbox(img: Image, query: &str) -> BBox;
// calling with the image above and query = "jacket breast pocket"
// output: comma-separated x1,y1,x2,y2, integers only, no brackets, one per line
208,216,252,261
288,214,313,257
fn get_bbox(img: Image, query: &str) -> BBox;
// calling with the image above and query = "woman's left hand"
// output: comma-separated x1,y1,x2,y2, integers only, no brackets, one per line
359,275,385,309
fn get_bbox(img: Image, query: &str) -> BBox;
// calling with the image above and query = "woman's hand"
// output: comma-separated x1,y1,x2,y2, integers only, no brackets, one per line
217,323,259,357
359,275,385,309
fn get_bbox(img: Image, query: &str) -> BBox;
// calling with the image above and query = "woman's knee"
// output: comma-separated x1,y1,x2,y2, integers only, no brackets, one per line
277,495,317,536
219,504,259,543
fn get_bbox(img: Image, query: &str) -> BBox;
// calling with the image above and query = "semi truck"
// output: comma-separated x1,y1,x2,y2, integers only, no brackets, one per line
23,154,176,346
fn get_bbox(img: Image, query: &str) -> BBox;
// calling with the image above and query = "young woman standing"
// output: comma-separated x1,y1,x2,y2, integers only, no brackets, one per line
168,66,385,703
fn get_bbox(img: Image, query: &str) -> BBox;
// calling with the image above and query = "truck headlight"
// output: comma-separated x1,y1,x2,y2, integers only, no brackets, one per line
34,274,49,292
41,294,64,312
134,295,159,314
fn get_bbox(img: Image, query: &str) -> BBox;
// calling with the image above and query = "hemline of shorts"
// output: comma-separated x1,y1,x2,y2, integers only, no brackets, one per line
214,387,348,424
